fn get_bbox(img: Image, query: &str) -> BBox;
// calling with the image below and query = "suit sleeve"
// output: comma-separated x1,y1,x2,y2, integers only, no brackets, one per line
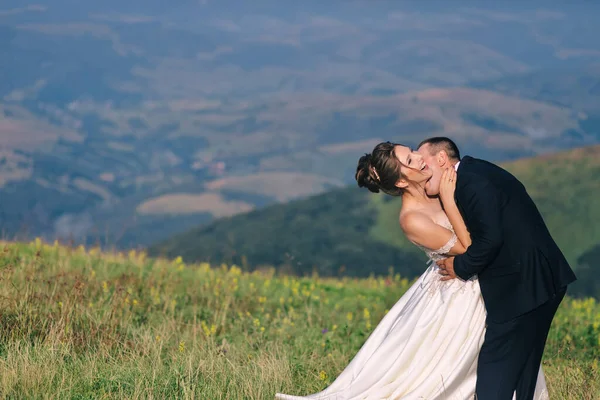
453,178,504,280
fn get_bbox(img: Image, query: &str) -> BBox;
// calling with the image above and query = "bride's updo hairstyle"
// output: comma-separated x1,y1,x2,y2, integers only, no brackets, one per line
355,141,404,196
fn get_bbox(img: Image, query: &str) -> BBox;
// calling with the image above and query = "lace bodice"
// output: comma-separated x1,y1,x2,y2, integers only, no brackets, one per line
417,214,458,262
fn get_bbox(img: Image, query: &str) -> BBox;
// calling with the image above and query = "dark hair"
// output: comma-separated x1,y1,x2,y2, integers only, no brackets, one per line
417,137,461,161
355,141,404,196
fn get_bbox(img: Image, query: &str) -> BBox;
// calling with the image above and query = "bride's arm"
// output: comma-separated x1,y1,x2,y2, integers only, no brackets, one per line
400,211,467,255
439,168,471,254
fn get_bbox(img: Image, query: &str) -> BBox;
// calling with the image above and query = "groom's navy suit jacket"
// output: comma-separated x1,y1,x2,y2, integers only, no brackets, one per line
453,156,577,323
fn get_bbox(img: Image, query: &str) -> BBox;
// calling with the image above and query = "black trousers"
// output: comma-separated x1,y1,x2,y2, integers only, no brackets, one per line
475,287,567,400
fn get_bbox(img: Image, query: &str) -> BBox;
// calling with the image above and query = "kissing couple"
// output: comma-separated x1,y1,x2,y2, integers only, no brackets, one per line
276,137,577,400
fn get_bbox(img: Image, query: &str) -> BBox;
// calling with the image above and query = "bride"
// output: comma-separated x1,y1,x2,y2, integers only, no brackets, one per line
275,142,548,400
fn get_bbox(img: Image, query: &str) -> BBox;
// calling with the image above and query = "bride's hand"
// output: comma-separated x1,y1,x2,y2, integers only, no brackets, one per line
439,168,457,205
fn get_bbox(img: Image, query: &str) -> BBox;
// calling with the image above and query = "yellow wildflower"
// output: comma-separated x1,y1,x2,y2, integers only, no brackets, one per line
201,321,211,337
199,262,211,272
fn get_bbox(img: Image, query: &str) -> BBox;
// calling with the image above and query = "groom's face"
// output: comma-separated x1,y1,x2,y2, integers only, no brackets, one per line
417,144,444,196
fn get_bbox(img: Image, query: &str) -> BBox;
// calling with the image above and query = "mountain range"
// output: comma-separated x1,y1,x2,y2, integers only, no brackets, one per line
148,144,600,298
1,1,600,247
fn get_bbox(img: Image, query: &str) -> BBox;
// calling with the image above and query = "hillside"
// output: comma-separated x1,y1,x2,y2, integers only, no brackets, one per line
148,145,600,296
2,1,600,247
0,240,598,398
571,244,600,298
148,187,425,278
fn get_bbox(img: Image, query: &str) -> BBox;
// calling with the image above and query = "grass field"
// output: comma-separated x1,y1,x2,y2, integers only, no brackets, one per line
0,240,598,399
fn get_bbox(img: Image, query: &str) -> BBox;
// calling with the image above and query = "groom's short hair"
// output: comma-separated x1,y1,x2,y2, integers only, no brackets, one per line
418,137,461,161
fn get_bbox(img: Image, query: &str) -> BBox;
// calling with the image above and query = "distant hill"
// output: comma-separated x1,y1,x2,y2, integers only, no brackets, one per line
3,1,600,247
146,187,424,278
148,145,600,296
570,244,600,298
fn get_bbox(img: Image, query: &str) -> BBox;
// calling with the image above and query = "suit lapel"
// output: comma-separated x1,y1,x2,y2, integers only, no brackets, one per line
454,158,468,219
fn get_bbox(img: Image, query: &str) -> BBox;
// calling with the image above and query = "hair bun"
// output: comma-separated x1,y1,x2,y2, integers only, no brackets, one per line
355,153,380,193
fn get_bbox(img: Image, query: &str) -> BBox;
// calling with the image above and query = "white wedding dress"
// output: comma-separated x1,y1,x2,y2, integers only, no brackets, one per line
275,215,549,400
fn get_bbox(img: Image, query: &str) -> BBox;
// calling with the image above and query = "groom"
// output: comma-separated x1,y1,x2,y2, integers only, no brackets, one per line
417,137,577,400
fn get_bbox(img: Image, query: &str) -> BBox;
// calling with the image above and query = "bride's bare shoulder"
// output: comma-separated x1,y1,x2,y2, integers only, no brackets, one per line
399,210,432,233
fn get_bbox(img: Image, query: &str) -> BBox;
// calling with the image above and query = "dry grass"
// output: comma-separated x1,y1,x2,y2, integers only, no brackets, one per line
136,192,254,217
204,172,344,202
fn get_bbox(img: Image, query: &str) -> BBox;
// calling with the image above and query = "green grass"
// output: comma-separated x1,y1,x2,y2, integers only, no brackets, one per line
0,240,599,398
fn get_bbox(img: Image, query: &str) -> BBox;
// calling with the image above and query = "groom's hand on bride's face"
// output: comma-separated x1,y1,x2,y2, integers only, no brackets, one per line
436,257,457,281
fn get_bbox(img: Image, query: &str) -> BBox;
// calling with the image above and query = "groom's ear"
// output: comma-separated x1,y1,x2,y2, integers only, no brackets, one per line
437,150,449,167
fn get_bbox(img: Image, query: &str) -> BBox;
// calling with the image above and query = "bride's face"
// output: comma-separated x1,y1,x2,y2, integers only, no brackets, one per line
393,145,432,187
